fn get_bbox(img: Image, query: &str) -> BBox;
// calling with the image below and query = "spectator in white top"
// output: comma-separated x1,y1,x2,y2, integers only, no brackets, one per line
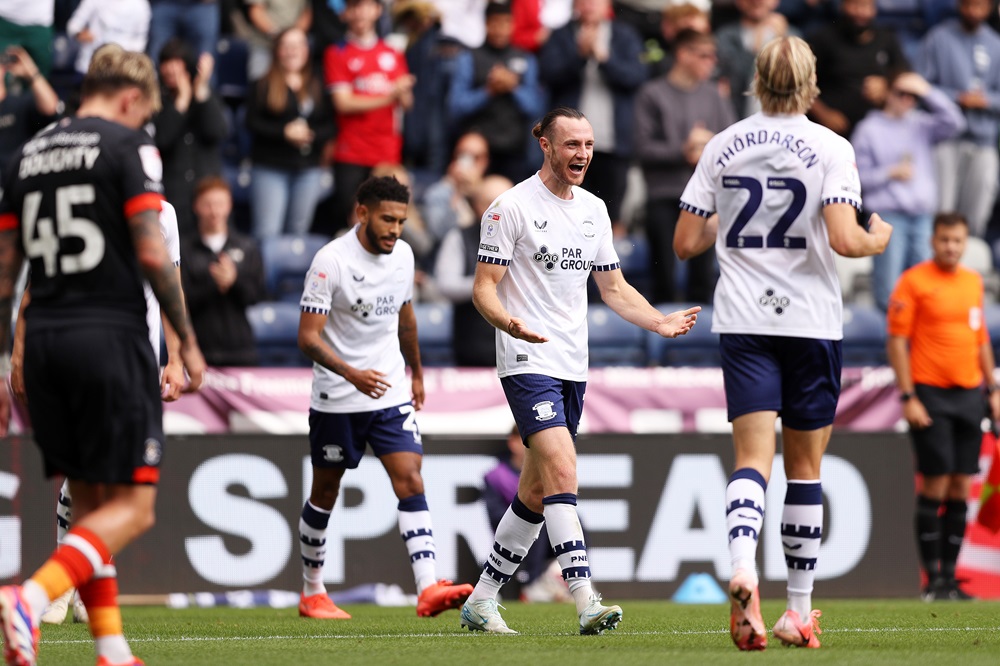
67,0,152,77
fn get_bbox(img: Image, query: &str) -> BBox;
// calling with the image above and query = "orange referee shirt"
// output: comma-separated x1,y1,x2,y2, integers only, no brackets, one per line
887,261,988,389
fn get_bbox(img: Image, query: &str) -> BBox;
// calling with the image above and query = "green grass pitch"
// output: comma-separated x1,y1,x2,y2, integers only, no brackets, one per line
38,599,1000,665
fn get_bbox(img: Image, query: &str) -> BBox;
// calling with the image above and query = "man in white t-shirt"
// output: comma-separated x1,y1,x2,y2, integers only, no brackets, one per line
674,36,892,651
295,175,474,621
462,107,700,635
10,201,203,625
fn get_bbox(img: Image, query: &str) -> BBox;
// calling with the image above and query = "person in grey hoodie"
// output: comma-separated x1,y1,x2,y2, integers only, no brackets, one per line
851,70,964,311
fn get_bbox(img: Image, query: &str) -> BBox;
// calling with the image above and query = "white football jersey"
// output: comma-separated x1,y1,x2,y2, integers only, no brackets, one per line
300,226,414,413
477,174,620,381
143,201,181,363
680,113,862,340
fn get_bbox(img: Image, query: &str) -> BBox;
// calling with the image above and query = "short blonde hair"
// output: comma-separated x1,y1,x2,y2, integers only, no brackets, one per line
83,43,161,112
752,36,819,116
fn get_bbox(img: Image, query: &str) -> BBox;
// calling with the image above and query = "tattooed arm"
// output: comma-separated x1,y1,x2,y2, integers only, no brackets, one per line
298,310,391,400
0,229,25,435
128,208,206,384
396,301,424,411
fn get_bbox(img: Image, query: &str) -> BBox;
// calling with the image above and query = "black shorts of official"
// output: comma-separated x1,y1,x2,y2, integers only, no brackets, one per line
720,333,842,430
911,384,983,476
24,325,164,485
500,373,586,446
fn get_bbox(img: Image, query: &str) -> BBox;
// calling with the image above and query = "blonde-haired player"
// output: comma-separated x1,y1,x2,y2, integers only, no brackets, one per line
0,45,205,666
675,36,892,650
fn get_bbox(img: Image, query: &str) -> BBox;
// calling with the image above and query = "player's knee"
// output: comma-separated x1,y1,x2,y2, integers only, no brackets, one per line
392,470,424,499
545,464,577,494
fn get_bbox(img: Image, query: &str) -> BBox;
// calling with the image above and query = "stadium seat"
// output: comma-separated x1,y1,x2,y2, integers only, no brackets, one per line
841,303,887,366
260,234,329,302
834,253,874,304
616,234,652,298
588,303,647,366
216,37,249,102
222,163,253,234
221,104,252,168
247,301,307,367
648,304,720,367
963,236,1000,301
413,302,454,366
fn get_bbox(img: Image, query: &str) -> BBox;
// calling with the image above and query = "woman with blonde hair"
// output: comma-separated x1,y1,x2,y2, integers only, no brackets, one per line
246,27,336,239
675,36,892,651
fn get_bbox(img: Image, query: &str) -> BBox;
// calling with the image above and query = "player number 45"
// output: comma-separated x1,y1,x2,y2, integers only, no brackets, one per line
22,184,106,277
723,175,807,250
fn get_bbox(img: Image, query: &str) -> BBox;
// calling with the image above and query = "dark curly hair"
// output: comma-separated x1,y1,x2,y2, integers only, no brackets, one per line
356,175,410,208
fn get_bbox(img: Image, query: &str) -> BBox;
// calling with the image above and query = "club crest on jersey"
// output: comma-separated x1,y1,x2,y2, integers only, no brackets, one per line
758,288,790,315
378,52,397,71
533,245,558,271
581,220,596,238
533,401,556,422
138,145,163,182
143,438,162,465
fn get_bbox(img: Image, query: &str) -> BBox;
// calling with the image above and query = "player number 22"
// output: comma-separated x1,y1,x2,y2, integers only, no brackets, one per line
723,175,807,249
22,185,106,277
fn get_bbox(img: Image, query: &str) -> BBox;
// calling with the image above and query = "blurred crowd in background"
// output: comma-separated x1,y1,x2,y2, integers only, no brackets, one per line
4,0,1000,367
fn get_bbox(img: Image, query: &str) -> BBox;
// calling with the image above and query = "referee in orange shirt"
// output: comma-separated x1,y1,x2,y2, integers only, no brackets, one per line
887,212,1000,601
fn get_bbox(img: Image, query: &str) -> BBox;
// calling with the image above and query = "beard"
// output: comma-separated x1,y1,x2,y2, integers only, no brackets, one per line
365,222,393,255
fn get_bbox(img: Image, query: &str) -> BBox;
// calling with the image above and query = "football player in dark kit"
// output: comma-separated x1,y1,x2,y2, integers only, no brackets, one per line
0,45,205,666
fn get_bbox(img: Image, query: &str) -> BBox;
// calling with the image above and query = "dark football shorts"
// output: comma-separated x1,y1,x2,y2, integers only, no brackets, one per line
309,402,423,469
720,333,843,430
24,326,164,484
911,384,983,476
500,373,586,446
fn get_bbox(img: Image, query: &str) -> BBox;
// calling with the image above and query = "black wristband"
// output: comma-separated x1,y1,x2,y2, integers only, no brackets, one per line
900,391,915,402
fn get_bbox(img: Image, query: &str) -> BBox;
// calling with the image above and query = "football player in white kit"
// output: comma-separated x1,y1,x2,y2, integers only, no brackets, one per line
295,176,474,621
461,107,701,635
10,201,203,625
674,36,892,650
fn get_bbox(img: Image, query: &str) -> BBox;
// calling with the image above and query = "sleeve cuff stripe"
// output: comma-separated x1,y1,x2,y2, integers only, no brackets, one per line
478,255,510,266
124,193,164,219
679,202,713,217
592,262,621,272
823,197,861,209
301,306,328,314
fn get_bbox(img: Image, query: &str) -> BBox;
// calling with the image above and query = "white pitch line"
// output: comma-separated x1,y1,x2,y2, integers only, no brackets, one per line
40,625,1000,646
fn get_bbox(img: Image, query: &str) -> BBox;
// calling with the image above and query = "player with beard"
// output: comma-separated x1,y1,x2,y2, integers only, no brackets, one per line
461,106,701,635
295,175,474,621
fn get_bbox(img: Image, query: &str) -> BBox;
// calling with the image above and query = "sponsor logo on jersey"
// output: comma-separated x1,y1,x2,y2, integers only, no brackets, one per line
533,401,556,421
143,438,162,465
534,220,548,230
378,52,397,71
758,288,790,315
351,295,399,318
352,273,365,282
516,354,528,362
533,245,559,271
480,243,499,253
534,246,595,272
582,219,595,238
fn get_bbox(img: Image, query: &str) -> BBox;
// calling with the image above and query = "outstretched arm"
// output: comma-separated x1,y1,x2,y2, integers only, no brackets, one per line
593,268,700,338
